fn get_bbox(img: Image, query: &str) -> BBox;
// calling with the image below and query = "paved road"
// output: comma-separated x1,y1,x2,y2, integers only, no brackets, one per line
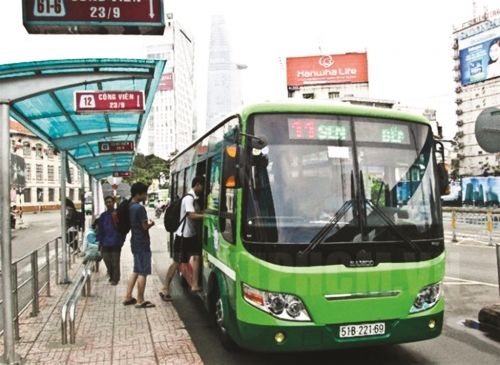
5,209,500,363
148,214,500,365
9,211,62,261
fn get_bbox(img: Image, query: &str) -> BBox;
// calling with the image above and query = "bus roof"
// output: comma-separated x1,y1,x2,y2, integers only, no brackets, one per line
170,100,431,163
240,101,431,126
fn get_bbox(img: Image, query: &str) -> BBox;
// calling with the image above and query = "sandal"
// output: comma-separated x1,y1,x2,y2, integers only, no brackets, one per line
123,297,137,306
135,301,156,308
159,292,172,302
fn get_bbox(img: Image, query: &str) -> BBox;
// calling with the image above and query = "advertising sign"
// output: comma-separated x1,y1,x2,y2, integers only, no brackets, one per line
158,73,174,91
10,154,26,189
286,53,369,87
23,0,165,35
462,176,500,207
458,15,500,85
113,171,132,178
75,91,144,113
98,141,135,153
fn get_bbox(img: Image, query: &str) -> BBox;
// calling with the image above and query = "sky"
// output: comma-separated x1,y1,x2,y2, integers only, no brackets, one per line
0,0,499,140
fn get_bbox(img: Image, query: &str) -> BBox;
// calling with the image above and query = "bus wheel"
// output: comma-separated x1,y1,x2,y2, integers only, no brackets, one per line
212,285,238,351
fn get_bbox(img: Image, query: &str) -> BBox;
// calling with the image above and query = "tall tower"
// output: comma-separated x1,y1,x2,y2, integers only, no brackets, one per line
138,14,195,159
206,15,243,130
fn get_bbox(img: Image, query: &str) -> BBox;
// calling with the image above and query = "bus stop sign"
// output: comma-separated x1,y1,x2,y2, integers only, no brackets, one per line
98,141,135,153
75,91,145,113
22,0,165,35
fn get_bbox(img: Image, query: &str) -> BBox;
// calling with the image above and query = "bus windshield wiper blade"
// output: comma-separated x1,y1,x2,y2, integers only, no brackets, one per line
299,200,353,256
365,199,421,254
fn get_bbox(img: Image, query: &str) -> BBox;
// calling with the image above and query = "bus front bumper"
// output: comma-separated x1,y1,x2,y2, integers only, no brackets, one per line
234,311,443,352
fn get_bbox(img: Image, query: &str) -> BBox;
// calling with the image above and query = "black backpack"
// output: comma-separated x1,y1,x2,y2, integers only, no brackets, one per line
116,198,132,235
164,194,193,233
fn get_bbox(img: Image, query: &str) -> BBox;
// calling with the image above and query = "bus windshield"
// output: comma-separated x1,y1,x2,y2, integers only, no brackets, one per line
244,113,442,244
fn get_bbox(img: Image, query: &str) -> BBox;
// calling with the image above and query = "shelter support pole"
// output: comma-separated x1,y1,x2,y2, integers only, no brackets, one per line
60,150,70,284
0,102,20,364
80,167,86,235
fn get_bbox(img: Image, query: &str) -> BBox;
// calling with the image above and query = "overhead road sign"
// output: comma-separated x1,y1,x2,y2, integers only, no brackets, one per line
22,0,165,35
98,141,135,153
75,91,145,113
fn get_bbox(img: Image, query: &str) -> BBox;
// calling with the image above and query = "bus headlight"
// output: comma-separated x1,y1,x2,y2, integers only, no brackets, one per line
242,283,311,322
410,282,442,314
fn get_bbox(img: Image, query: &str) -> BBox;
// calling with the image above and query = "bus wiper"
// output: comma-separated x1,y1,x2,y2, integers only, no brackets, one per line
299,200,352,256
299,172,356,256
364,199,421,254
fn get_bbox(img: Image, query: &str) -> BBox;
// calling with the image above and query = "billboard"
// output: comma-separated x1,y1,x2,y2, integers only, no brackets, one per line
10,154,26,189
458,15,500,85
462,176,500,207
286,53,368,87
159,73,174,91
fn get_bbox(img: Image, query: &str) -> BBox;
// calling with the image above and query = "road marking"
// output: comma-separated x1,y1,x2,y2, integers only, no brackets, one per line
444,276,498,288
44,228,57,234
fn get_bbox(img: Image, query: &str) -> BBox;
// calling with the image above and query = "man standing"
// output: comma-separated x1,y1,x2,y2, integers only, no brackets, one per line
123,182,156,308
160,176,205,301
97,196,125,285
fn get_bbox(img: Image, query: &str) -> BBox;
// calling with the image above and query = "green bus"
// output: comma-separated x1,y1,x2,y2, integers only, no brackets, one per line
169,102,447,352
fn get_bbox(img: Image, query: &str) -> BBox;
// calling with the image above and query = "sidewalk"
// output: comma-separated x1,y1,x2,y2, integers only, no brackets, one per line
8,250,203,364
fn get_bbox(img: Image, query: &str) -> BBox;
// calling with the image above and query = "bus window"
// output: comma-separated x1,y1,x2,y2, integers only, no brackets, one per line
177,169,186,198
220,154,236,244
207,155,222,212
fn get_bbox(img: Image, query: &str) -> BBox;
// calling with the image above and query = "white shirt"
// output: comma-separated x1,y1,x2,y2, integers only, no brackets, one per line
175,189,198,238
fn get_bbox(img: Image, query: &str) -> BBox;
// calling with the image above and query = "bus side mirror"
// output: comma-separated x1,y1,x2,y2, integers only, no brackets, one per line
436,163,450,196
222,144,243,189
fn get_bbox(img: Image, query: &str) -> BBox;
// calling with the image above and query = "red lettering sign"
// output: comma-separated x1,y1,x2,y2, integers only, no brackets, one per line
23,0,165,35
75,91,145,113
113,171,131,178
98,141,135,153
286,53,369,87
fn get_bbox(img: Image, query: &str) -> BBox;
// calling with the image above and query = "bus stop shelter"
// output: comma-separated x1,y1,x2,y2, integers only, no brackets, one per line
0,58,165,363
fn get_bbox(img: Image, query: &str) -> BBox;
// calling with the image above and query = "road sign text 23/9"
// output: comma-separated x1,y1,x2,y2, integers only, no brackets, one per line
30,0,160,22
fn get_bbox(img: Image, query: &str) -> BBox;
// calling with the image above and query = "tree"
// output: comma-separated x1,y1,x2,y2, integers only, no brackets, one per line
124,153,169,187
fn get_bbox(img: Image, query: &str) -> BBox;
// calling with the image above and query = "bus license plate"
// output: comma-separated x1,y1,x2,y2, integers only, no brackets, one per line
339,323,385,338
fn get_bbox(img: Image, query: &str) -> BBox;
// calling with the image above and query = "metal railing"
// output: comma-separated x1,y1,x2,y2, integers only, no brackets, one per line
0,232,81,338
61,262,92,344
443,208,500,245
443,208,500,296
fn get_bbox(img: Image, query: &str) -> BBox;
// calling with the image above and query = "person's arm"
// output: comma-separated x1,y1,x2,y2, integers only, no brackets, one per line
185,196,204,221
139,206,155,231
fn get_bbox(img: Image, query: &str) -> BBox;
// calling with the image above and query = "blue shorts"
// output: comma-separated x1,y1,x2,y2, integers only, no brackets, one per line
133,251,152,276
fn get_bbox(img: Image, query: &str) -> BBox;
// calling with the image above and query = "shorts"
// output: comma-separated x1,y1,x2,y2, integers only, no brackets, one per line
173,235,201,264
133,251,152,276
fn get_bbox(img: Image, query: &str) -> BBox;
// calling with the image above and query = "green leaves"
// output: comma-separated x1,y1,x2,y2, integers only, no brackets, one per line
125,153,169,187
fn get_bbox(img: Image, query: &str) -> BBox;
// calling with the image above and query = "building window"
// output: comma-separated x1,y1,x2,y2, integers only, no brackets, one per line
303,93,315,99
69,188,74,202
23,142,31,156
70,168,75,183
23,189,31,203
36,188,43,203
25,164,31,182
48,165,54,182
35,143,43,159
47,147,54,160
48,188,55,202
36,164,43,182
328,91,340,99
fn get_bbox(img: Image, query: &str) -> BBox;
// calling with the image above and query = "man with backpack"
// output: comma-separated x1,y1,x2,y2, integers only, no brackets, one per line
160,176,205,301
96,196,125,285
122,182,156,308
